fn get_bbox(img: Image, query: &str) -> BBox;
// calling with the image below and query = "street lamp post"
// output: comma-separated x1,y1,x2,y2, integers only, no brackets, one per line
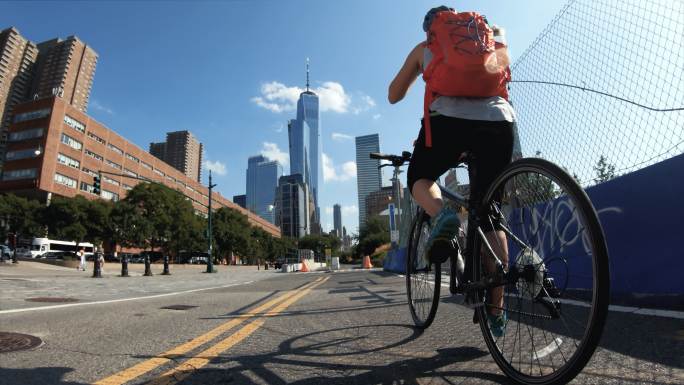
206,170,217,273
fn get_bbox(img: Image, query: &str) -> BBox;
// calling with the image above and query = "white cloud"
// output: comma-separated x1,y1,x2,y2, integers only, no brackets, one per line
331,132,353,142
373,114,381,120
322,153,356,182
325,207,334,215
342,205,358,216
252,81,376,115
203,160,227,176
260,142,289,166
91,99,114,115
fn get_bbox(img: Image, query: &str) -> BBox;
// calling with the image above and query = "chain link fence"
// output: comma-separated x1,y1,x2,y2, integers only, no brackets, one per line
509,0,684,187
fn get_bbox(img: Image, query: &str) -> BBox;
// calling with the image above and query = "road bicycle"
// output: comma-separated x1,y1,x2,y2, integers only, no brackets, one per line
370,151,609,385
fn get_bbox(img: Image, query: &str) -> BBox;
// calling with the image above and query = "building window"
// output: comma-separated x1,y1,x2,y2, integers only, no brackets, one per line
153,168,165,177
105,159,122,170
61,133,83,151
124,168,138,178
186,185,195,193
57,153,80,169
54,173,77,188
2,168,37,181
86,131,106,145
101,190,119,202
85,149,103,162
14,108,51,123
5,148,40,161
103,175,120,186
107,143,123,155
8,128,44,142
63,115,85,133
141,161,152,170
125,153,139,163
166,175,175,183
122,184,133,191
81,167,98,177
80,181,95,194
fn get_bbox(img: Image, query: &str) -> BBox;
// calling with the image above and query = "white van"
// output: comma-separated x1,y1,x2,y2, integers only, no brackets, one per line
30,238,95,258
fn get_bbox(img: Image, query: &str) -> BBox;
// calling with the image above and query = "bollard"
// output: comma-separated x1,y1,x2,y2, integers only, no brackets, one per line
161,255,171,275
144,255,153,276
92,254,102,278
11,251,18,264
121,255,129,277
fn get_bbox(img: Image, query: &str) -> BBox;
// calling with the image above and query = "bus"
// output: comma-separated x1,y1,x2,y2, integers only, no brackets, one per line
30,238,94,258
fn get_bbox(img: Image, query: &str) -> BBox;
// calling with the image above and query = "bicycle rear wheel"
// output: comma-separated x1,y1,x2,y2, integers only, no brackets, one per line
476,158,609,384
406,208,441,329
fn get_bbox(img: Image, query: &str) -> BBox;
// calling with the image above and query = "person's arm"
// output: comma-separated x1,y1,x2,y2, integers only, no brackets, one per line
388,42,425,104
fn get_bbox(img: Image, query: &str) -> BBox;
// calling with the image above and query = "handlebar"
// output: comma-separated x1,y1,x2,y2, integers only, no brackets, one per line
370,151,412,168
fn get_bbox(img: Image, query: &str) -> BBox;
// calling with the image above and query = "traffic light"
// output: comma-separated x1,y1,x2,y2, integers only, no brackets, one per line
93,173,101,195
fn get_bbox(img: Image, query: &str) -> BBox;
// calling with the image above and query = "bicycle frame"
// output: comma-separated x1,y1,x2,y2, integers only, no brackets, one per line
437,183,561,318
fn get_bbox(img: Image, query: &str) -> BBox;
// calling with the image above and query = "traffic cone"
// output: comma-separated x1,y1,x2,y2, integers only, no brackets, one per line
300,260,310,272
362,255,373,269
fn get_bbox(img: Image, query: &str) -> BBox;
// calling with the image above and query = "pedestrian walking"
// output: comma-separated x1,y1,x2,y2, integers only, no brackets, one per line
78,248,86,271
98,252,105,273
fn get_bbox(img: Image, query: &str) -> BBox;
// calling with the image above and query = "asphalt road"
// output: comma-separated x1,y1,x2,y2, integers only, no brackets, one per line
1,268,683,385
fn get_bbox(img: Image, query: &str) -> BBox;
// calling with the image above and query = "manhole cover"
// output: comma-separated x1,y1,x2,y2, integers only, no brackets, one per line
25,297,79,303
0,332,43,353
160,305,198,311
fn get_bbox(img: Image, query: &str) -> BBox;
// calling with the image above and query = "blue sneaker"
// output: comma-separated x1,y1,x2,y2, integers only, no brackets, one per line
487,311,508,338
426,207,460,264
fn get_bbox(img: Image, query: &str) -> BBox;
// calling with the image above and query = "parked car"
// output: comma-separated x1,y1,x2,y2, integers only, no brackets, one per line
128,254,144,263
41,251,77,260
139,251,163,263
104,253,119,262
189,255,208,264
0,245,11,260
14,247,32,258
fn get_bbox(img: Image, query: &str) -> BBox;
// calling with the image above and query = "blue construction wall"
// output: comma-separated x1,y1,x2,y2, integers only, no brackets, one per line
384,153,684,308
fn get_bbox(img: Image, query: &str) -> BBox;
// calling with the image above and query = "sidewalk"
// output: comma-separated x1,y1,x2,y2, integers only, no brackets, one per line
0,261,277,312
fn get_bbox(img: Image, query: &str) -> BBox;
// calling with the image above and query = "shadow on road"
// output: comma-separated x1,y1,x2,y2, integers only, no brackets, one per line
147,323,509,385
0,367,86,385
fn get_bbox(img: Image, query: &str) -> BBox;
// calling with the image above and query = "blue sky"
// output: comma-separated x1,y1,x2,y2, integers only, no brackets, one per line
2,0,567,234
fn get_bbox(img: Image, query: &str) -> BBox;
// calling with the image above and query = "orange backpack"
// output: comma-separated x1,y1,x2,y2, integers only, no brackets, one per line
422,10,511,147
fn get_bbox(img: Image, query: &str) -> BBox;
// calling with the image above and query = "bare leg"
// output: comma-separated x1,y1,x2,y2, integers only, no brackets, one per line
482,230,509,315
411,179,443,217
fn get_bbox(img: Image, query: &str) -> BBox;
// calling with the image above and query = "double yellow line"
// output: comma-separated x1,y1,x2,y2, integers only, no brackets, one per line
94,276,329,385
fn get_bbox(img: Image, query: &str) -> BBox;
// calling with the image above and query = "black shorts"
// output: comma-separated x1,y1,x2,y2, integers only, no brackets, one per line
407,114,515,208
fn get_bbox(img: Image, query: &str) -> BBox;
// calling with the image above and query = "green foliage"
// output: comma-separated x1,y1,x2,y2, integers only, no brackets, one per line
298,233,341,257
212,206,250,261
0,194,44,241
594,155,616,183
354,215,390,257
43,196,89,245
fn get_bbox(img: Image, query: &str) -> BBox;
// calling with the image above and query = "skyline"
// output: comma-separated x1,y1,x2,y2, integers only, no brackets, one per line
0,1,568,233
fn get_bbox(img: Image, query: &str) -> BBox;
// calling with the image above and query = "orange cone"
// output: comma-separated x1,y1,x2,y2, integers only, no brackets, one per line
300,260,309,272
362,255,373,269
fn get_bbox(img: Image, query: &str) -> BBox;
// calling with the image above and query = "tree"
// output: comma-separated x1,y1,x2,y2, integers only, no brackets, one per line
212,207,250,263
594,155,616,183
0,194,44,242
42,196,89,246
353,215,390,257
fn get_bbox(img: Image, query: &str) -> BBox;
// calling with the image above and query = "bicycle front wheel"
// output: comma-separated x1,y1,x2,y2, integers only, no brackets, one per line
477,158,610,384
406,208,441,329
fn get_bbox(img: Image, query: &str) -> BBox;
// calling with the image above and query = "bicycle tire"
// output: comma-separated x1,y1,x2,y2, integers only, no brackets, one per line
406,208,441,329
476,158,610,384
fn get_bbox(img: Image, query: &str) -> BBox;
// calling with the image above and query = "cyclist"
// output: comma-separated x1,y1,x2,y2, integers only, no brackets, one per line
388,5,515,336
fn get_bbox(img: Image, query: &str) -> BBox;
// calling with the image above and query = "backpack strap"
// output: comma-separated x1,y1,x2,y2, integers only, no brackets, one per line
423,86,434,148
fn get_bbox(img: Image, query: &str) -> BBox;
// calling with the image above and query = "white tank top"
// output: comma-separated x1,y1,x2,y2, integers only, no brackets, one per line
423,48,516,122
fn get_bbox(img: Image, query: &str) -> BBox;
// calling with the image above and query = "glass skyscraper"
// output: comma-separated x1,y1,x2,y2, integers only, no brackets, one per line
246,155,282,224
288,66,321,227
355,134,381,228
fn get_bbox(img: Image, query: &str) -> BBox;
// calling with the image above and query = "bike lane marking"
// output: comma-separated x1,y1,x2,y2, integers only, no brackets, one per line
92,277,325,385
147,276,331,385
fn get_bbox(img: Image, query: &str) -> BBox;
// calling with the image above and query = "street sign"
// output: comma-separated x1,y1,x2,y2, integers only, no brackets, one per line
391,230,399,243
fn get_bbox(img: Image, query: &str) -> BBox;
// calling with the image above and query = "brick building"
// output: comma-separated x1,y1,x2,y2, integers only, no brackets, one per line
0,96,280,237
